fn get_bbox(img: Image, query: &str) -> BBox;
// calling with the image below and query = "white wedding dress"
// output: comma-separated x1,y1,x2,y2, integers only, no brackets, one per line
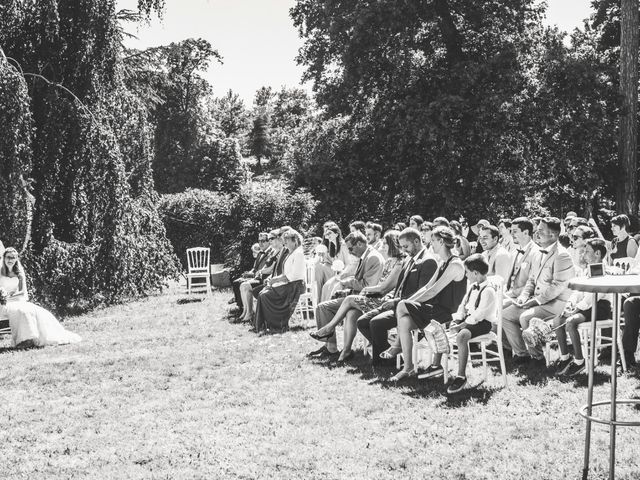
0,276,81,347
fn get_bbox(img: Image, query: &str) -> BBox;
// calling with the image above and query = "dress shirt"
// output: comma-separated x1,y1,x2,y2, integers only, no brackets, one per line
283,246,306,282
453,280,497,325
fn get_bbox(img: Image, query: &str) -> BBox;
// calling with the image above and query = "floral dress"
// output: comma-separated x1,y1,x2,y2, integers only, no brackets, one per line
351,257,403,313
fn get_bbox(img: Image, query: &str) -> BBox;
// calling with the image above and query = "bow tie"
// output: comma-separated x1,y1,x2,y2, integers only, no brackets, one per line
471,284,480,291
517,249,525,254
539,249,548,255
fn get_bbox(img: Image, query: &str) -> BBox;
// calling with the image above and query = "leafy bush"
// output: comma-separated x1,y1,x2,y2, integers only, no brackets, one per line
160,180,317,274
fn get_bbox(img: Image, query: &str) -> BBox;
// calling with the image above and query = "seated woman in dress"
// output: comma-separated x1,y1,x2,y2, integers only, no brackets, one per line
314,224,350,304
610,214,638,262
309,230,404,361
0,248,81,348
254,230,306,334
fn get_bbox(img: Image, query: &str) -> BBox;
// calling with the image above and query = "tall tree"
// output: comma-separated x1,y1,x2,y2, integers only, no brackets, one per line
618,0,639,214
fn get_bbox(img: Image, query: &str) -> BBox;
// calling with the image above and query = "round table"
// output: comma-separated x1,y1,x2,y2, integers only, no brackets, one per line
568,275,640,480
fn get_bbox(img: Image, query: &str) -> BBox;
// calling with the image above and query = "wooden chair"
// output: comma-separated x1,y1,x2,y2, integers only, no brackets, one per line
186,247,212,295
294,260,317,321
0,317,10,337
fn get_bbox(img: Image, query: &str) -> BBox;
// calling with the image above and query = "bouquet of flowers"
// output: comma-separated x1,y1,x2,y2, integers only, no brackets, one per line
0,288,7,306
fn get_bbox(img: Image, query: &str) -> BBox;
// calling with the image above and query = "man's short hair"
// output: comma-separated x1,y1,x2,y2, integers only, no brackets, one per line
512,217,534,236
483,225,500,239
269,229,280,238
542,217,562,235
279,226,292,235
586,238,607,259
410,215,424,227
399,227,422,243
433,216,450,227
258,232,269,241
345,231,367,245
349,221,366,233
558,233,571,249
464,254,489,275
573,217,589,227
611,214,631,230
574,225,594,240
498,218,512,229
367,222,383,234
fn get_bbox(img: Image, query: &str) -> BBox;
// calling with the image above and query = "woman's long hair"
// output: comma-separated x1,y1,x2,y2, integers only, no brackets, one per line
323,224,343,258
383,230,403,259
1,247,24,277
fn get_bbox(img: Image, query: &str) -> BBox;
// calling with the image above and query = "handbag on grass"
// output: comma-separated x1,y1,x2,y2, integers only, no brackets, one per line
424,319,450,354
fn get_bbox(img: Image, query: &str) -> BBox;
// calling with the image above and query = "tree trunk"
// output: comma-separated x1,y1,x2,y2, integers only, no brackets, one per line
617,0,639,215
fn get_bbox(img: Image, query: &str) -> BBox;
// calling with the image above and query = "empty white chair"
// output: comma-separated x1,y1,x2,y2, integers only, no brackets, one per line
186,247,212,295
294,260,317,321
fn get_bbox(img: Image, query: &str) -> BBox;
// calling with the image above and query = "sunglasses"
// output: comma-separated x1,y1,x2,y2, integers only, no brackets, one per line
572,235,582,240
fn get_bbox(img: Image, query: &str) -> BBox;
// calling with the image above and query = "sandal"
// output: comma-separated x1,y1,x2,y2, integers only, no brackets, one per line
379,347,402,360
390,369,416,382
309,328,335,341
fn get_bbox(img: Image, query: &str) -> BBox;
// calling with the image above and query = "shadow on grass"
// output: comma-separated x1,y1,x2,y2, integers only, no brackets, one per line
554,369,612,388
307,351,502,406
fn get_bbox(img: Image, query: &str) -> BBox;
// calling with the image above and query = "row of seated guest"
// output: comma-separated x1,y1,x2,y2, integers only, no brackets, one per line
231,212,639,386
306,214,640,392
0,247,80,348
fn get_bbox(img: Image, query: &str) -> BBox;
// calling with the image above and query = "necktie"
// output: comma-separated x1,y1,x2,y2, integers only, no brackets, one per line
539,249,548,255
517,249,525,254
354,257,364,279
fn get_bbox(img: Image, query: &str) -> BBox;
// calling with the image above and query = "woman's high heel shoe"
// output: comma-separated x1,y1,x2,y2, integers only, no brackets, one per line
309,329,335,341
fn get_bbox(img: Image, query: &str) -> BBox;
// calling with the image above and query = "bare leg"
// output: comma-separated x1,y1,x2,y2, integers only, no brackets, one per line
239,283,253,320
396,301,419,372
456,329,472,377
316,296,359,335
339,309,363,360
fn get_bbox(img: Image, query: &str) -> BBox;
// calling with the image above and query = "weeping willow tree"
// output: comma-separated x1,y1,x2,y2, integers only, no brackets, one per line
0,0,180,311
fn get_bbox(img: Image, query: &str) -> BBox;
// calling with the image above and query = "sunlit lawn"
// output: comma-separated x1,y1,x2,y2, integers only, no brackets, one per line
1,282,639,479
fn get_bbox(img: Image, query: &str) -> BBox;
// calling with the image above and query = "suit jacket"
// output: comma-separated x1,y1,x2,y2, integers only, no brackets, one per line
341,246,384,292
506,241,540,297
251,250,268,273
394,248,438,299
520,242,574,305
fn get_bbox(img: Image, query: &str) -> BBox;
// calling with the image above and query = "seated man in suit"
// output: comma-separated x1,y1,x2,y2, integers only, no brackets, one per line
365,222,384,252
479,225,511,283
503,217,540,308
502,217,575,366
309,231,384,356
230,233,270,311
356,228,438,364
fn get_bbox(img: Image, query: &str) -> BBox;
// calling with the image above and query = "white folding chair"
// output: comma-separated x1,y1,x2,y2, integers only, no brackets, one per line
294,260,317,321
576,293,627,373
0,317,10,337
186,247,212,295
612,257,634,273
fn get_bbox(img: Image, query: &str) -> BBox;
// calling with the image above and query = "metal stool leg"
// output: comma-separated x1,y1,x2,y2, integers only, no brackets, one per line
583,292,598,480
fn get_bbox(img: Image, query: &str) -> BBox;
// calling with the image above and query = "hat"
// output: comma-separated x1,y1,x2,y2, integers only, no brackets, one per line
471,219,490,235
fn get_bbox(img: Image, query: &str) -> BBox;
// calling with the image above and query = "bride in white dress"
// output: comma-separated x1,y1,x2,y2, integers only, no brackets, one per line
0,247,81,348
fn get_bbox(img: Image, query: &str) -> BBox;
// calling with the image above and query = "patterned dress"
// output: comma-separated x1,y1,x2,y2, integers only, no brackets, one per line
351,257,402,313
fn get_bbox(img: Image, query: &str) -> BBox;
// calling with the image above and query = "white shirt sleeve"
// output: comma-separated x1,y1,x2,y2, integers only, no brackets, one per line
284,247,306,282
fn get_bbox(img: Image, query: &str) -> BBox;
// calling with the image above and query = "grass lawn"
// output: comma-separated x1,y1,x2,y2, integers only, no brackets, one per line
1,282,639,479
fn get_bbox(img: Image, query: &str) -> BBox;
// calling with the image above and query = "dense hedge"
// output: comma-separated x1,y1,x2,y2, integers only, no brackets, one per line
160,180,317,274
